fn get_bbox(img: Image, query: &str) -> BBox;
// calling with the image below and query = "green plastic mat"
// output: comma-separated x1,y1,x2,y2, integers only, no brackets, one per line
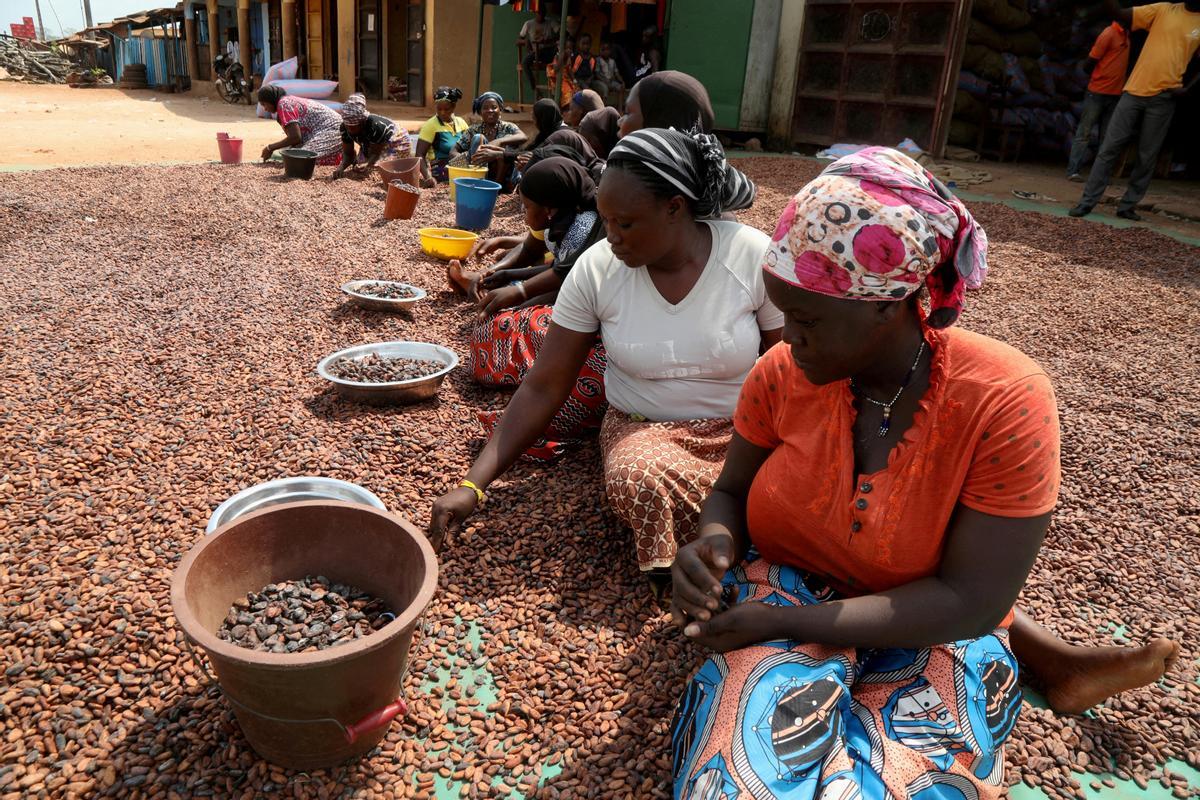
414,622,1194,798
417,618,561,798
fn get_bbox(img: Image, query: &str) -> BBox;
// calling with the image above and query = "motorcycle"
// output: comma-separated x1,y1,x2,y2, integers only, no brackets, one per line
213,54,253,105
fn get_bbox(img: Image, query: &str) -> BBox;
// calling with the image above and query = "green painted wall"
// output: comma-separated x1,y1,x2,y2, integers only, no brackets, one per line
665,0,754,130
488,7,532,105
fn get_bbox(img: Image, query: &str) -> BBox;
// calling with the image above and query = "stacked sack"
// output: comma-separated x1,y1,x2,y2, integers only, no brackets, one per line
256,57,343,118
950,0,1097,157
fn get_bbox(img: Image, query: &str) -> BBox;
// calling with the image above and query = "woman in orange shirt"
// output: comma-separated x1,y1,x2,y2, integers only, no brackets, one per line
667,149,1159,798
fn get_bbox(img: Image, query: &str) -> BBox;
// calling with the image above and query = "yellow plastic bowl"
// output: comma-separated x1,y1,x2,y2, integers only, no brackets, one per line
418,227,479,261
447,165,487,201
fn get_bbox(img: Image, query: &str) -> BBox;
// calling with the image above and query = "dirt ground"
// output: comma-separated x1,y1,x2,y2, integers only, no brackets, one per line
2,81,1198,242
949,159,1200,240
0,83,442,168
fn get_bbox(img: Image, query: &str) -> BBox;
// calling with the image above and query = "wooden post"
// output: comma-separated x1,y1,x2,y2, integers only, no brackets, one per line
555,0,568,105
207,0,220,69
33,0,46,40
473,1,484,100
238,0,253,74
424,0,433,107
184,12,201,82
337,0,356,99
282,0,297,60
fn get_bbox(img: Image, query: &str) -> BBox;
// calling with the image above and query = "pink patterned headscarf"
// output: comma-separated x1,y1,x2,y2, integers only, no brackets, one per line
762,147,987,327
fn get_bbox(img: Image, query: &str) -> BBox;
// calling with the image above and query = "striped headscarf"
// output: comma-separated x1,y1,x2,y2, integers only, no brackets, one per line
762,147,987,328
606,128,756,218
342,93,369,124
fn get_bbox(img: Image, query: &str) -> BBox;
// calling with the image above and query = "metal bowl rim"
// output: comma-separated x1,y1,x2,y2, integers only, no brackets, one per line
316,341,459,388
339,280,427,305
205,477,386,534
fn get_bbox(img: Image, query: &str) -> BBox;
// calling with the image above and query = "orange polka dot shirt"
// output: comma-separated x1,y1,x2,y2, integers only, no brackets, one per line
734,326,1060,599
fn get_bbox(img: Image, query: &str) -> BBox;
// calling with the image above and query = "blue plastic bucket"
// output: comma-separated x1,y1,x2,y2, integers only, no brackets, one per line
453,178,503,231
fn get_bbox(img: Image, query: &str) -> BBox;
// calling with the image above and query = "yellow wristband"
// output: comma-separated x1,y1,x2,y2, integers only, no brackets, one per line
459,480,486,504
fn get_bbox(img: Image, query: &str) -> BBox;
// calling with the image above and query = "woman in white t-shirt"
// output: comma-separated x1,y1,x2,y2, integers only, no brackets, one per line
430,128,781,587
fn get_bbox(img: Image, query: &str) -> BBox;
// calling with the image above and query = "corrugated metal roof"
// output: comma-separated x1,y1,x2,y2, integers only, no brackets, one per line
82,4,184,36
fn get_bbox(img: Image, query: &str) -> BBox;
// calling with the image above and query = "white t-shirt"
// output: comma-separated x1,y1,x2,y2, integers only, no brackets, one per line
520,17,559,49
552,221,783,422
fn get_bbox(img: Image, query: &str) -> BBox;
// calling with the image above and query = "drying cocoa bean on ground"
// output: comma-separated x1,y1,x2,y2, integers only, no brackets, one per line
217,576,392,654
0,159,1197,800
356,282,419,300
328,353,445,383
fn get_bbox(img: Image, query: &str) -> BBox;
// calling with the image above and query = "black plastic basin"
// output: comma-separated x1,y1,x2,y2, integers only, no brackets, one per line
281,148,317,180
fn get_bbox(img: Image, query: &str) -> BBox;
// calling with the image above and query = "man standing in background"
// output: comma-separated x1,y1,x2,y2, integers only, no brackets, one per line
1070,1,1200,221
1066,19,1129,181
519,4,560,97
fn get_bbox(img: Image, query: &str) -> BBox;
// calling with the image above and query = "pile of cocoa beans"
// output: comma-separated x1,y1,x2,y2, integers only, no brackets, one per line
328,353,444,383
0,159,1196,800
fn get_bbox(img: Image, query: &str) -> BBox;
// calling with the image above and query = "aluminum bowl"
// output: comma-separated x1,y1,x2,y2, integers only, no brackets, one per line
340,280,427,312
317,341,458,405
205,477,386,534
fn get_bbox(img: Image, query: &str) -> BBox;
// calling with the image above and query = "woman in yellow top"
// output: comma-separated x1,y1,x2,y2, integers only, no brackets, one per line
415,86,468,187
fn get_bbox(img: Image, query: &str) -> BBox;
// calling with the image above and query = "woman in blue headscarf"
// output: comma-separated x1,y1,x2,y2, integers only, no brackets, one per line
448,91,528,190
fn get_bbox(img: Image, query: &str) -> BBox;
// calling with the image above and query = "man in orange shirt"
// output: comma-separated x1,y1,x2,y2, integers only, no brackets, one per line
1067,21,1130,180
1071,0,1200,221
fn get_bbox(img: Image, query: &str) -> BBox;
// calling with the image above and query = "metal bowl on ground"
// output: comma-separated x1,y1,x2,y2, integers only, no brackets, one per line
340,280,427,312
205,477,386,534
317,341,458,405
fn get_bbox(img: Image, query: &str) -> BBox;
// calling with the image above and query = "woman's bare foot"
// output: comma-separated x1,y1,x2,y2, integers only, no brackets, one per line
446,259,482,296
1041,638,1179,715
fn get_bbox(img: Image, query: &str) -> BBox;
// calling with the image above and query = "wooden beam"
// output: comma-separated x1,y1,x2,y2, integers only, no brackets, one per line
184,13,200,81
238,0,252,74
337,0,355,98
207,0,220,73
282,0,297,59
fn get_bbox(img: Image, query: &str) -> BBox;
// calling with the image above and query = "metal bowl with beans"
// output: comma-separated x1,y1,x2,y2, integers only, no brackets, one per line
316,341,458,404
339,280,427,312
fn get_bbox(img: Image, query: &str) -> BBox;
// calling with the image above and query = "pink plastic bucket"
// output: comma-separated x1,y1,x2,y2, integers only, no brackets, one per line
217,137,244,164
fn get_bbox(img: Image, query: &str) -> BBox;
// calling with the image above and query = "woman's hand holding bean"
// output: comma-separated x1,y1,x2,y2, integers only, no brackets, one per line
670,533,734,627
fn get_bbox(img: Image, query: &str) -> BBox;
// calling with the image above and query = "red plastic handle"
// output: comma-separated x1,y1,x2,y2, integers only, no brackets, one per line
344,698,408,744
